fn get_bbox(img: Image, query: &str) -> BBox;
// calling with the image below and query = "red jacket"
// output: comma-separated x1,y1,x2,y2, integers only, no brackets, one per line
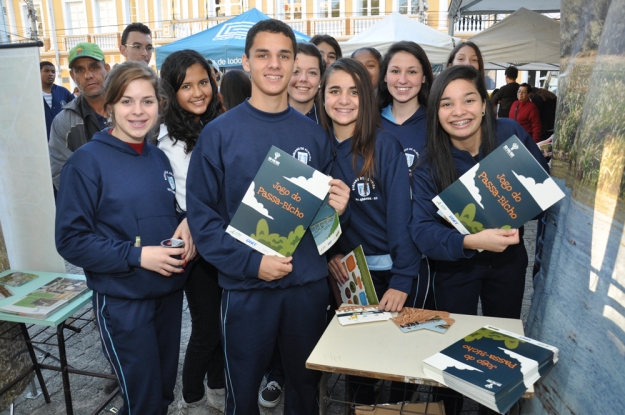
510,100,541,142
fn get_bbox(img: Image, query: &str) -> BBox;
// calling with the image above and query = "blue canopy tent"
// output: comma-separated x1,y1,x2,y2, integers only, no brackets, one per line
156,8,310,69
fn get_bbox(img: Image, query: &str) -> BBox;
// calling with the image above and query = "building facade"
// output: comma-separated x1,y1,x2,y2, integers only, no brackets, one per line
1,0,490,89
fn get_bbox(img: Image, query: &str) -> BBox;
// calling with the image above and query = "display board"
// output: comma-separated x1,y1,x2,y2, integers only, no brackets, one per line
0,43,65,273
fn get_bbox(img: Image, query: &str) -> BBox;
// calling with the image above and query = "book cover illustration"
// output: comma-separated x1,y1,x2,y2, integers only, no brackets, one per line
0,284,13,299
0,277,90,319
310,194,341,255
226,146,334,257
339,246,378,306
335,304,392,326
433,135,565,234
391,308,455,334
0,271,38,287
422,325,558,413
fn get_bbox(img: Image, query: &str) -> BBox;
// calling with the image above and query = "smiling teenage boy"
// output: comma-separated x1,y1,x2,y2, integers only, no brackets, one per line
186,19,349,415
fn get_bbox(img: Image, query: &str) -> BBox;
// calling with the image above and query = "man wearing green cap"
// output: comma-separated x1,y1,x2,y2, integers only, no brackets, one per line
49,42,110,189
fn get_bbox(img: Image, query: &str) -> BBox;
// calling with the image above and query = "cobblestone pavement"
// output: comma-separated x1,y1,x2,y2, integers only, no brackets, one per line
2,221,538,415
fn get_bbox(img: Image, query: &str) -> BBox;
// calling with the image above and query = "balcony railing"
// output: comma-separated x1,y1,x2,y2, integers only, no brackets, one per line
61,33,121,51
155,14,423,40
453,14,499,34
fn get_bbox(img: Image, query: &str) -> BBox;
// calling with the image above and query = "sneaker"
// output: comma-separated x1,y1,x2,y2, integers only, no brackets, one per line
177,397,207,415
206,386,225,413
258,381,282,408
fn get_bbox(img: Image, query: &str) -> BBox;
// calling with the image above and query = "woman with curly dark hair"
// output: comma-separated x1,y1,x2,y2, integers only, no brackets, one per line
157,49,226,414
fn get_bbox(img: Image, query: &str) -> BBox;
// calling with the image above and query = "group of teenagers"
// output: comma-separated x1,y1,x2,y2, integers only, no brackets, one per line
53,17,548,415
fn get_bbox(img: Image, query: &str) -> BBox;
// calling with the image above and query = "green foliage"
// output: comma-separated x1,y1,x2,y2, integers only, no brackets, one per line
465,327,523,350
329,214,340,235
251,219,306,257
454,204,485,234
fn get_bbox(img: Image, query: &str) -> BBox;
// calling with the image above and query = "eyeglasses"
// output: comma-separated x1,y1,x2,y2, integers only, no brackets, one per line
124,44,154,53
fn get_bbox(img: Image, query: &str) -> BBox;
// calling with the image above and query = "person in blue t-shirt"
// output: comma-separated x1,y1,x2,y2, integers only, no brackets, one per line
186,20,350,415
55,61,195,415
322,58,425,404
378,41,433,173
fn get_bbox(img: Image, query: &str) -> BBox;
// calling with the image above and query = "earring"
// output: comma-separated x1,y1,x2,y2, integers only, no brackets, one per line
481,111,485,116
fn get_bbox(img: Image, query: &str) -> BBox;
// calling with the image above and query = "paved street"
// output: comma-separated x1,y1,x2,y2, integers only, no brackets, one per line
1,221,538,415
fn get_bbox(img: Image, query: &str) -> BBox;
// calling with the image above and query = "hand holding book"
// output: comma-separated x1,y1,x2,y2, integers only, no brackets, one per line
462,228,520,252
258,255,293,281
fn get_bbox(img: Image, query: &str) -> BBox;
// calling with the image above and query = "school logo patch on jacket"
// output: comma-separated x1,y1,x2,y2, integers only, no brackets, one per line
293,147,312,165
164,171,176,194
351,177,377,202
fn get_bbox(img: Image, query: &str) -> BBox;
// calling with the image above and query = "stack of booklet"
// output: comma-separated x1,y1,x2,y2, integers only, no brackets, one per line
422,325,558,414
0,276,90,319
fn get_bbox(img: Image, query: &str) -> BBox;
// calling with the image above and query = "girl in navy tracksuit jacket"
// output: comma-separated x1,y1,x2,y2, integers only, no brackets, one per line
321,58,425,404
378,41,434,172
55,62,194,415
410,66,548,320
409,62,549,415
288,42,326,125
157,50,226,412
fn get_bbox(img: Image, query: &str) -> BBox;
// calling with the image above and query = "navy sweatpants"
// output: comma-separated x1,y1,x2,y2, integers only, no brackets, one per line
93,289,183,415
432,242,528,318
221,278,328,415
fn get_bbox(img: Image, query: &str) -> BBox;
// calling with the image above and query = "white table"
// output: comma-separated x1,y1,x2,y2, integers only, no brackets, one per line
307,313,533,414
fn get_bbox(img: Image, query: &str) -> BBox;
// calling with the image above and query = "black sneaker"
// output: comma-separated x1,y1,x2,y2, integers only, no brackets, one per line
258,381,282,408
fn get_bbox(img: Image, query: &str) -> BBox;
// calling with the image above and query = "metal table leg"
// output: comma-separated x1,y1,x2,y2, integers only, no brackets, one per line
19,323,51,403
56,323,74,415
319,372,330,415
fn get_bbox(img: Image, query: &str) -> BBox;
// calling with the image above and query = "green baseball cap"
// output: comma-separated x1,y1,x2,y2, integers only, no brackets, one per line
68,43,105,68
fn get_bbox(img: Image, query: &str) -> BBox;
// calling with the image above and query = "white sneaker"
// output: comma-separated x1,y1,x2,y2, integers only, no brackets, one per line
206,386,226,413
177,397,207,415
258,380,283,408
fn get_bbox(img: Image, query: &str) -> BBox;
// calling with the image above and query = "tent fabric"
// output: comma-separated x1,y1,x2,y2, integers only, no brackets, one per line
340,12,460,64
449,0,560,16
155,8,310,69
469,8,560,65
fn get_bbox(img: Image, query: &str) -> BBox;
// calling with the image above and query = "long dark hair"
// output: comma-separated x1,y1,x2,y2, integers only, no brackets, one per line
220,69,251,110
310,34,342,59
378,41,433,111
320,58,379,181
425,65,497,192
160,50,223,153
446,41,485,80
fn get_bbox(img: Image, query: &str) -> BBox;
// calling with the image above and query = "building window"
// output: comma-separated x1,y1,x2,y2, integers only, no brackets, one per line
399,0,427,16
213,0,243,17
21,2,44,38
284,0,303,20
319,0,341,18
128,0,138,22
95,0,116,33
65,1,88,35
358,0,379,16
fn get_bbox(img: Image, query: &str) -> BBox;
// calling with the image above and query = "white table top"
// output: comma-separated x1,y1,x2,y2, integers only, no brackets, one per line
307,312,533,396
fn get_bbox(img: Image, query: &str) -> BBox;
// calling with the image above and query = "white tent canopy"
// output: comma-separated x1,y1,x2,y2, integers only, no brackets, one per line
340,12,460,63
449,0,560,16
469,8,560,67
